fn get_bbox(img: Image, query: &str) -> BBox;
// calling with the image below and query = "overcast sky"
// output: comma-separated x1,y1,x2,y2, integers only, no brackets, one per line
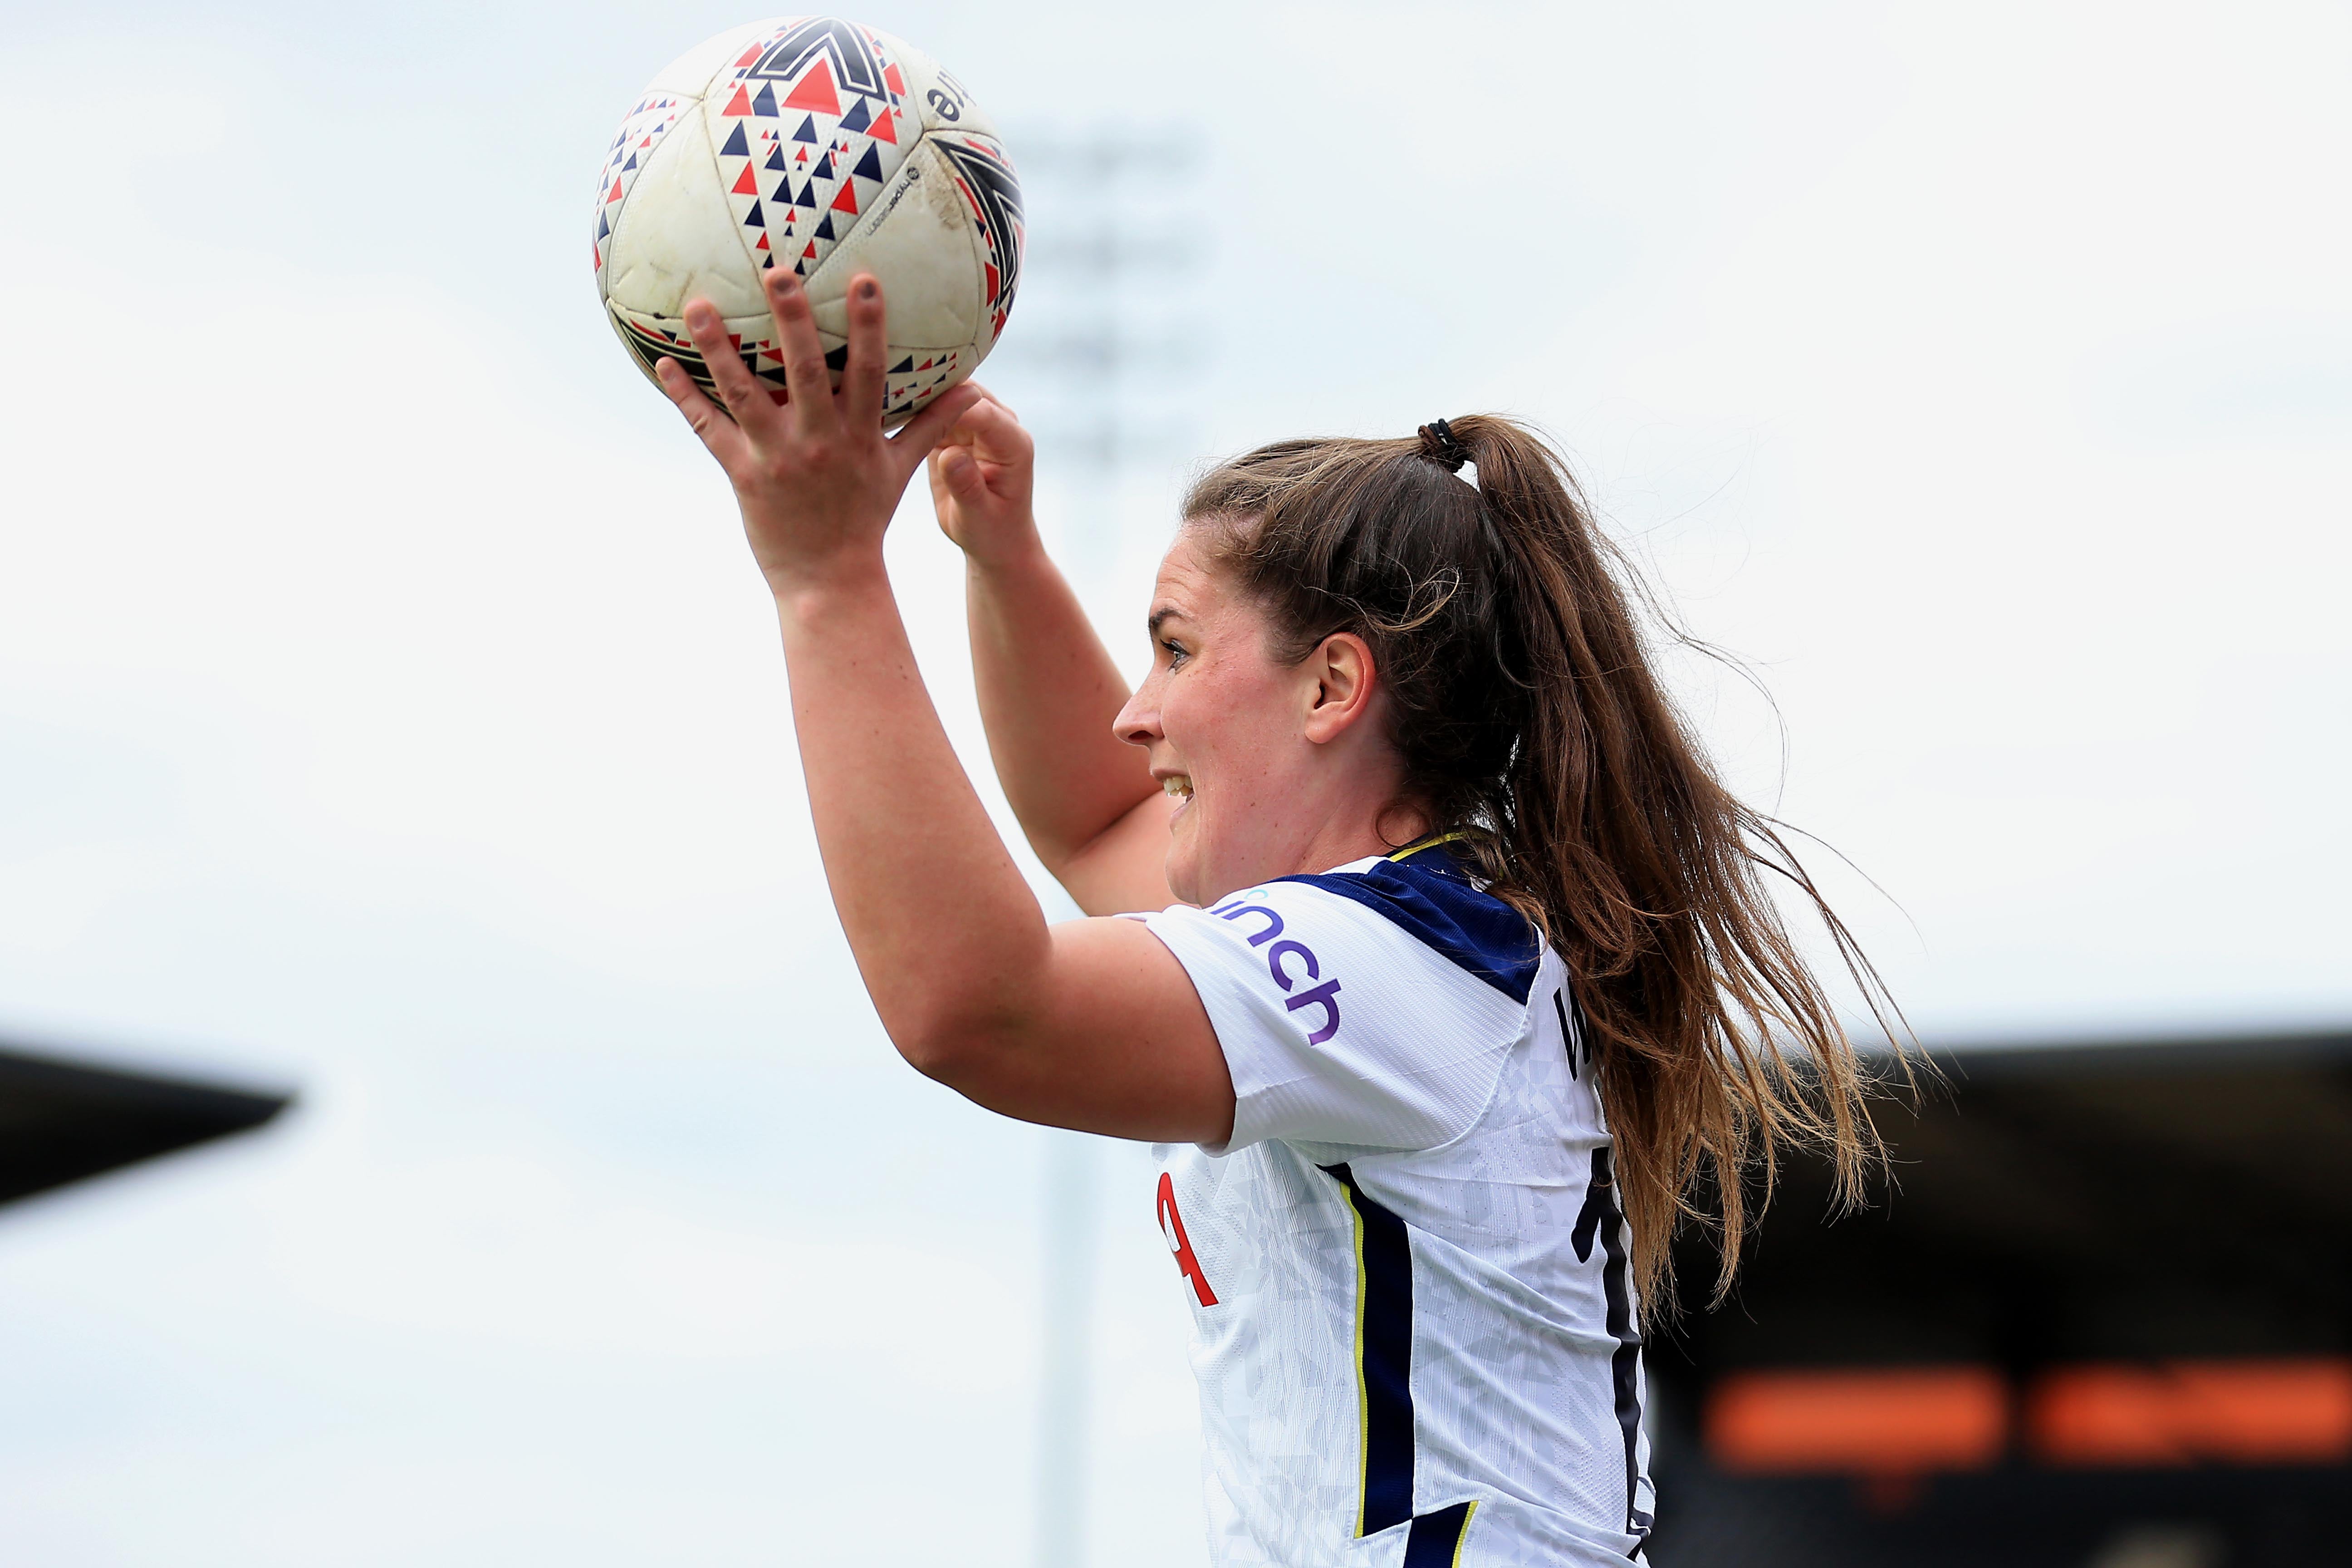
0,2,2346,1563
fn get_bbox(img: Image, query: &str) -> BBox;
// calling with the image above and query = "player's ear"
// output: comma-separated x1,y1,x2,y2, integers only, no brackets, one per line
1301,632,1378,744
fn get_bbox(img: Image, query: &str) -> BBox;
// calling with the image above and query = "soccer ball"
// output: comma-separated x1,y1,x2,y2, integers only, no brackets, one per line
592,17,1023,426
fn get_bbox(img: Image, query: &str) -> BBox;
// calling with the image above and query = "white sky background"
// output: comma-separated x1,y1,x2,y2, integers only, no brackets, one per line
0,1,2345,1562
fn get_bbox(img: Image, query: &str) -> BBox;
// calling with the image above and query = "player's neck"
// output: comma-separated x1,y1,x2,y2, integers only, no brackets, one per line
1284,800,1433,880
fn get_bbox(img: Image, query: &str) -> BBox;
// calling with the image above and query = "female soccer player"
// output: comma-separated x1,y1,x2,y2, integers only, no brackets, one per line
655,268,1886,1567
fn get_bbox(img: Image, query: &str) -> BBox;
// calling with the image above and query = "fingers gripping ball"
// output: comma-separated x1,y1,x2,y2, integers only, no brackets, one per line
593,17,1022,426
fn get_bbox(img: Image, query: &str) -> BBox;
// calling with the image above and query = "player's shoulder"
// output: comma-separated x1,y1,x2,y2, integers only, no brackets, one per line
1262,837,1545,1006
1151,838,1545,1051
1146,841,1547,1152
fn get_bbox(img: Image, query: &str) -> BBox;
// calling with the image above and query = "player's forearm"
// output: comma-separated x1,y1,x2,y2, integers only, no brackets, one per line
772,558,1057,1063
964,539,1160,872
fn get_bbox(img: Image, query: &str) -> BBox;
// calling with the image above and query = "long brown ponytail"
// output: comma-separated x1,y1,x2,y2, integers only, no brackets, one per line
1183,416,1903,1316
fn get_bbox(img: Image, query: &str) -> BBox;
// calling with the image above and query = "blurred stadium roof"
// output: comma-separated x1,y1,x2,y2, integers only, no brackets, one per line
0,1041,290,1208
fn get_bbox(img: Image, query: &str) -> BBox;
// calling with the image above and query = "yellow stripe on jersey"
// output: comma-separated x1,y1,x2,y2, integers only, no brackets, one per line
1451,1499,1481,1566
1386,830,1470,862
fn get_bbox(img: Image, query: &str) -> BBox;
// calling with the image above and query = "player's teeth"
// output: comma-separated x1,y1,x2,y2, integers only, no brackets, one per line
1163,775,1192,799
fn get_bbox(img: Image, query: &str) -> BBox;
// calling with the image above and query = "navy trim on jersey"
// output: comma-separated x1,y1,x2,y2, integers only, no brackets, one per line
1323,1161,1418,1536
1571,1146,1653,1551
1402,1500,1478,1567
1279,845,1541,1004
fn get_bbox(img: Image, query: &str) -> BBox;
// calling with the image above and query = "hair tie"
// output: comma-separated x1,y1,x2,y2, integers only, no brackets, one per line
1417,418,1470,473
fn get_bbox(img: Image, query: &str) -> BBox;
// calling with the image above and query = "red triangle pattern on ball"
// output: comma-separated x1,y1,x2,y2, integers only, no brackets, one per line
712,18,910,284
591,92,685,283
782,59,842,115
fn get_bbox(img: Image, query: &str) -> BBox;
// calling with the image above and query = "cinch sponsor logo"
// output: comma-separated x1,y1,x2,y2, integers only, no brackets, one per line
1209,897,1343,1045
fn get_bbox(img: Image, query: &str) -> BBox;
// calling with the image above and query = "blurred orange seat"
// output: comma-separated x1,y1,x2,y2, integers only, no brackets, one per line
1705,1366,2008,1475
2027,1358,2352,1466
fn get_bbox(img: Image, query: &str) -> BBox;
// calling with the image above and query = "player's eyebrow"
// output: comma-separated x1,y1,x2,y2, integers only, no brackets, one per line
1148,605,1189,637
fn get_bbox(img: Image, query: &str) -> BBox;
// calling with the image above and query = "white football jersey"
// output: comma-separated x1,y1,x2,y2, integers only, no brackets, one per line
1140,841,1655,1568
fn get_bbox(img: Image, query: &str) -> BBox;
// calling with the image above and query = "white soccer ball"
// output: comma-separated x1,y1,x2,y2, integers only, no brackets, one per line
592,17,1023,426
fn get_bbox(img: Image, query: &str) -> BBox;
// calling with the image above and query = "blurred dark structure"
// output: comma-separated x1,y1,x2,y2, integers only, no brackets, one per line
1647,1029,2352,1568
0,1040,289,1207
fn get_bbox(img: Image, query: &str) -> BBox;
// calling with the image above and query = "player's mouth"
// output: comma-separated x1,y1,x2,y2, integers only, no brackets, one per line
1161,773,1194,820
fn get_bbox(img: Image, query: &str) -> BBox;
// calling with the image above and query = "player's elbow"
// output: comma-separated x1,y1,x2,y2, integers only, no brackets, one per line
894,1029,1027,1101
885,998,1024,1086
891,1024,970,1082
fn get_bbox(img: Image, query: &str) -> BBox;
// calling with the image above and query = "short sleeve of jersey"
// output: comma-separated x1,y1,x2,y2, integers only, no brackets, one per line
1142,871,1534,1155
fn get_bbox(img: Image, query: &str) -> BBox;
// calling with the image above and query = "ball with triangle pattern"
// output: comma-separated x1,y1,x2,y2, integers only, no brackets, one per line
593,17,1023,426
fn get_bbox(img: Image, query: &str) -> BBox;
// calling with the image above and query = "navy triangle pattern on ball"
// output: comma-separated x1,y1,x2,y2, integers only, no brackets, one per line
879,348,967,421
591,91,685,281
934,133,1026,339
711,18,913,281
608,306,790,406
610,298,964,424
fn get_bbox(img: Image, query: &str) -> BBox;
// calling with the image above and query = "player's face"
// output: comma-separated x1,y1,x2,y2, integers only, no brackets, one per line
1115,527,1328,906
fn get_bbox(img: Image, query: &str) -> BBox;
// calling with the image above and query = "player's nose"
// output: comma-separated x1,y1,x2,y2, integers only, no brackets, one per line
1113,685,1161,748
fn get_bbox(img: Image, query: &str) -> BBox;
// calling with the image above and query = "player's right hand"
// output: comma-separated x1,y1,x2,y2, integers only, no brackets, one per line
656,269,980,595
927,391,1039,568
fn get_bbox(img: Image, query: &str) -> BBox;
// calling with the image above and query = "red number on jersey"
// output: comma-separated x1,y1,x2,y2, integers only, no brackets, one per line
1156,1171,1219,1307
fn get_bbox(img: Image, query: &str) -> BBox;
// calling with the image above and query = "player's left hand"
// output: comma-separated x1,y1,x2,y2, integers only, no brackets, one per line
656,267,985,591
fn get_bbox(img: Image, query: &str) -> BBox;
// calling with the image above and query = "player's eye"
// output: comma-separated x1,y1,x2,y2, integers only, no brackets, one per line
1160,638,1189,668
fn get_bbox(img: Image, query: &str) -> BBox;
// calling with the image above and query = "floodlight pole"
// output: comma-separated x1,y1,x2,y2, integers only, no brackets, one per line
1034,1125,1100,1568
1020,127,1199,1568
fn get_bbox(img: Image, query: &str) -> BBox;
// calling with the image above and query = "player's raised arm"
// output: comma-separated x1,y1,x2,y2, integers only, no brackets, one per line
927,400,1179,916
652,266,1235,1144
